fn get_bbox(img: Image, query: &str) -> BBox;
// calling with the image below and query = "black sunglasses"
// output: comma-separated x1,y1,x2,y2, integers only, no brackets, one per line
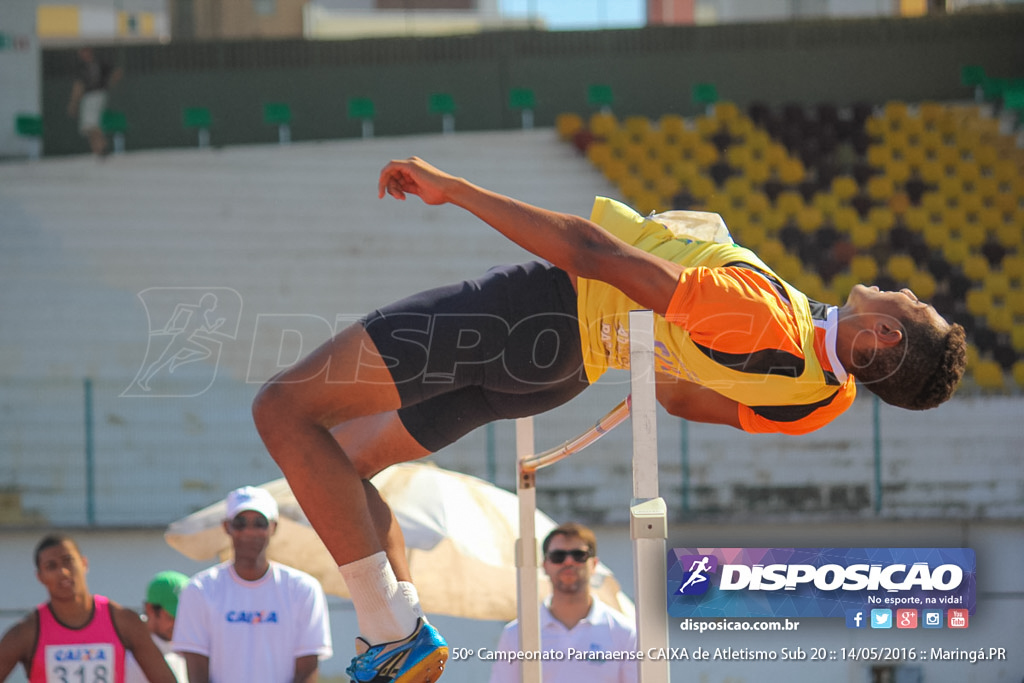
230,516,270,531
546,549,592,564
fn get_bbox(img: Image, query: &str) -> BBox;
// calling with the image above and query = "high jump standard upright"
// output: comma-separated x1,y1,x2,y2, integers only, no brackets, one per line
515,309,671,683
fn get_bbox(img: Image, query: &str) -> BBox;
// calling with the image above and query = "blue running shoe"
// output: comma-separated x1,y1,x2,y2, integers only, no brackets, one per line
346,619,448,683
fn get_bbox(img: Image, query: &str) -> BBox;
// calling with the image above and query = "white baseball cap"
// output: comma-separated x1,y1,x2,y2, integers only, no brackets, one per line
225,486,279,522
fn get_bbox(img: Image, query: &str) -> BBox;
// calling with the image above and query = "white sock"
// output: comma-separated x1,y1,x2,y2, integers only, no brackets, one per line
338,552,419,644
398,581,427,623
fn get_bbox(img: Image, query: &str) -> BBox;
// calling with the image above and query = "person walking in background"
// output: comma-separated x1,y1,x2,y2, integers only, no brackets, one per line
67,47,122,158
489,523,637,683
126,571,191,682
0,533,176,683
171,486,333,683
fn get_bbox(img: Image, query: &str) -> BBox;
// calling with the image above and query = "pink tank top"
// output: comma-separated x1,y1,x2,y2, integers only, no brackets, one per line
31,594,126,683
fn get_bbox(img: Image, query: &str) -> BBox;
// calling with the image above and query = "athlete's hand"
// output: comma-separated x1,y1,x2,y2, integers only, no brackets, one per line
378,157,457,205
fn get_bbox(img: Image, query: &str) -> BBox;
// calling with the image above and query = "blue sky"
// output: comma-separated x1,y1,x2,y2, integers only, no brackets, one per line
499,0,646,30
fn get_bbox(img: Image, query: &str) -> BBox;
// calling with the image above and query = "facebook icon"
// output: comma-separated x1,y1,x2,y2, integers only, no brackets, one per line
845,609,867,629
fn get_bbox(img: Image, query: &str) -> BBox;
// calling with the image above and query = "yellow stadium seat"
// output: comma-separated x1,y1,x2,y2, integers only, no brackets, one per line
1011,325,1024,352
850,255,879,282
962,254,989,281
668,159,700,184
605,128,631,152
796,206,824,233
1012,360,1024,388
973,360,1005,391
745,191,771,215
658,114,687,138
655,175,681,200
726,145,751,169
868,206,896,233
966,343,981,369
693,142,720,168
902,206,929,233
886,254,917,282
833,206,859,234
695,116,719,138
965,288,991,317
778,158,806,185
725,116,753,138
589,111,619,138
556,112,584,141
723,176,753,200
907,270,937,299
688,175,716,201
812,192,840,219
775,191,804,219
745,159,771,184
758,239,787,266
763,143,788,170
762,208,788,234
918,159,944,185
918,101,944,126
984,271,1012,298
850,220,879,249
995,222,1024,250
885,160,912,185
831,272,859,298
920,192,946,215
867,145,891,168
975,177,999,202
941,237,970,265
884,101,910,124
973,145,998,170
586,142,614,168
865,116,886,138
623,115,652,142
772,253,805,282
1002,255,1024,280
903,146,927,170
987,306,1013,334
1006,291,1024,317
867,175,896,203
922,221,948,249
956,161,981,186
603,159,631,184
831,176,859,202
992,160,1017,184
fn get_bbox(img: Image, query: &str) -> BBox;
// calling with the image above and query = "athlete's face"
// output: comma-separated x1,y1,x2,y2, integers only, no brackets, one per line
843,285,947,331
543,534,595,596
36,540,89,602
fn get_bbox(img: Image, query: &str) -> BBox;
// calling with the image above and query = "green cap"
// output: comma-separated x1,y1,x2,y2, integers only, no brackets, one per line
145,571,190,617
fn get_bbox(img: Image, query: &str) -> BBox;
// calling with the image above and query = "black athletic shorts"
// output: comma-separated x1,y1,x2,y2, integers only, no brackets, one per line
360,261,590,452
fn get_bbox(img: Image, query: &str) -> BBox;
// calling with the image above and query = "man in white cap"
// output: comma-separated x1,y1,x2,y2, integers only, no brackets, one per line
172,486,333,683
126,570,191,682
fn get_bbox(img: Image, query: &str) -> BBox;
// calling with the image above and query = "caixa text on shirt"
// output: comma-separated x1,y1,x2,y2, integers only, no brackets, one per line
224,610,278,623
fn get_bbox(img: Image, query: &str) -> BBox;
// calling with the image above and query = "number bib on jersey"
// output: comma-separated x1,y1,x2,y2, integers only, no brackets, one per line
44,643,114,683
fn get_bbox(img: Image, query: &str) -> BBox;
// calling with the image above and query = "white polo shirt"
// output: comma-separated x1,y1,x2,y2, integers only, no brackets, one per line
489,598,638,683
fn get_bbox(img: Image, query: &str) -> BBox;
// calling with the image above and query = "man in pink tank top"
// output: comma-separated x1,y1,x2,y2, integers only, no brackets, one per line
0,534,176,683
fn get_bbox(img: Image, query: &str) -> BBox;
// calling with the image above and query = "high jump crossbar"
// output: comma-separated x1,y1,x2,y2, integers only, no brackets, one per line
514,309,670,683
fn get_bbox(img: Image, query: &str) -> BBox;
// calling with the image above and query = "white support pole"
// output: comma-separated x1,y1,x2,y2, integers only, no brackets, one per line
628,310,670,683
515,417,542,683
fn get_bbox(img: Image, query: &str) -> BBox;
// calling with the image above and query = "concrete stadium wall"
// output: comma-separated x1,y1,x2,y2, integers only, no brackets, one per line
38,10,1024,156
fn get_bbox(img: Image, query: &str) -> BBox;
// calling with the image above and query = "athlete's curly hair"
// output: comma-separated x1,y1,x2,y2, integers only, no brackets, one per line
853,318,967,410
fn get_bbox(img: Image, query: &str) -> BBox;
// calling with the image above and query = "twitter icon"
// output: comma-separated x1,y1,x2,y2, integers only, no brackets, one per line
871,609,892,629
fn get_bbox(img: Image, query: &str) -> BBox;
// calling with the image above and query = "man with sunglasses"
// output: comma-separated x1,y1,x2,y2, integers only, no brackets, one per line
172,486,333,683
489,523,637,683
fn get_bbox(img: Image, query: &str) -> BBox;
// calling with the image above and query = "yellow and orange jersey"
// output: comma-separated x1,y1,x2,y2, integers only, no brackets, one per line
577,197,855,435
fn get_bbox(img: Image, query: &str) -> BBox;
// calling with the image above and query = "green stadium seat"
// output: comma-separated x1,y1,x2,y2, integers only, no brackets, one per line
14,113,42,160
183,107,212,148
348,98,376,138
587,84,614,112
509,88,536,129
428,93,456,134
101,110,127,154
263,103,291,144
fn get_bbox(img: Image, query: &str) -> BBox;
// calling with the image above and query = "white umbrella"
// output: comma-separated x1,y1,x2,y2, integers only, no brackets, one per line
165,463,634,622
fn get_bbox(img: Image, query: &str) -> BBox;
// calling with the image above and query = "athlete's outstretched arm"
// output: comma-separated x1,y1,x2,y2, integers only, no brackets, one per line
655,375,743,429
378,156,683,315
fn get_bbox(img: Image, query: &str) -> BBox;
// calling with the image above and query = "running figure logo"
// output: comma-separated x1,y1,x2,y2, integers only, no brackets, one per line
676,554,718,595
123,288,242,397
